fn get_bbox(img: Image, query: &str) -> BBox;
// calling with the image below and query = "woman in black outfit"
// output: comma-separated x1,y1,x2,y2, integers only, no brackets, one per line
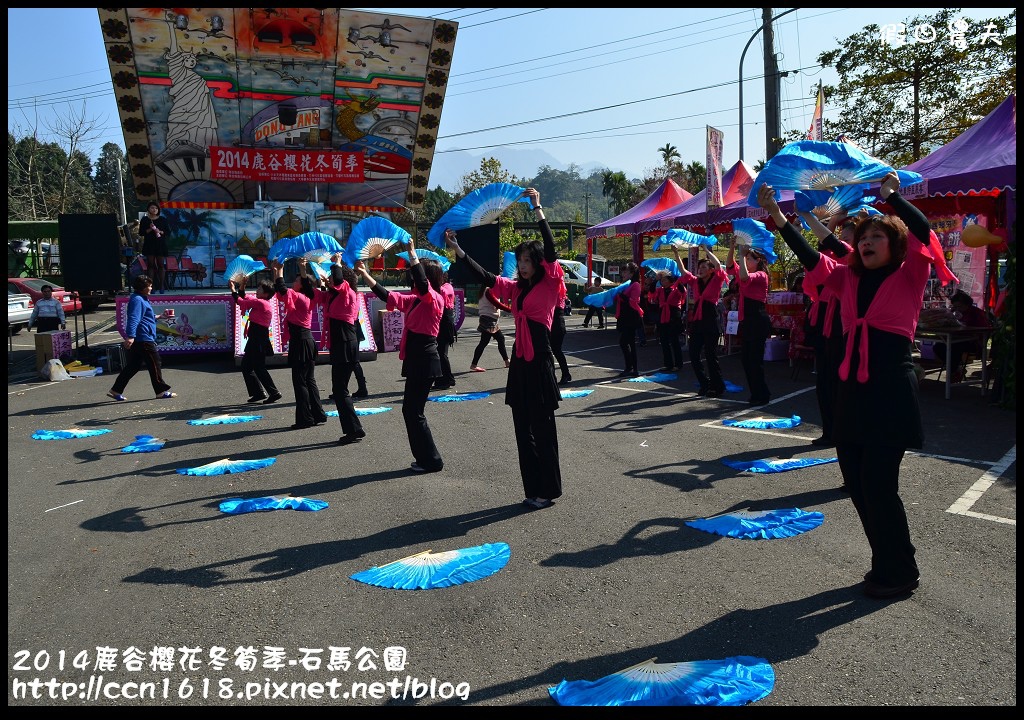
272,260,327,430
614,262,644,377
757,173,951,599
444,188,564,509
356,242,446,473
726,237,773,405
139,202,170,293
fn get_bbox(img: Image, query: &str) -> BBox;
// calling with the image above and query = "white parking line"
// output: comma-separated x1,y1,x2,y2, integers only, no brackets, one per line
946,446,1016,526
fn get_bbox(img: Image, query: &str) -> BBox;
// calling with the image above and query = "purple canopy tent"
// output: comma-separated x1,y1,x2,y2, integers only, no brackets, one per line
585,177,692,266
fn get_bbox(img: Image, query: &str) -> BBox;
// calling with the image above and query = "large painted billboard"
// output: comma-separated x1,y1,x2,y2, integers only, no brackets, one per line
97,8,458,213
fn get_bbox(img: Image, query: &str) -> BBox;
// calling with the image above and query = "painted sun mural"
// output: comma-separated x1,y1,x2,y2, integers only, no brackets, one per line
98,8,457,212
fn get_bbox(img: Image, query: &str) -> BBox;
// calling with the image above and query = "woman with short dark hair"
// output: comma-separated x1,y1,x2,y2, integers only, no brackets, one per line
139,202,170,294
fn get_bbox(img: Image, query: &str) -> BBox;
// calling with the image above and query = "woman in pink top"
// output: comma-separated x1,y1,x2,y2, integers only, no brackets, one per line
673,244,727,396
651,270,685,372
434,273,457,390
614,262,644,377
726,236,772,405
356,239,446,473
316,260,365,446
272,260,327,430
445,188,564,510
758,172,955,600
230,278,281,405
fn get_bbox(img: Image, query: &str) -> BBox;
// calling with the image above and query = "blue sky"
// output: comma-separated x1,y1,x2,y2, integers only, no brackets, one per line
7,7,1015,184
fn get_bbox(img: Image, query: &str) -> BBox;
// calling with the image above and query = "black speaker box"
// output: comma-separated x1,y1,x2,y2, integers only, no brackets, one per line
57,214,123,293
446,224,499,286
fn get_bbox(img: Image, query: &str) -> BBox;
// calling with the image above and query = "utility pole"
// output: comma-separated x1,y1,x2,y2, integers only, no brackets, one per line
116,158,128,225
763,7,783,161
583,192,592,223
738,6,798,161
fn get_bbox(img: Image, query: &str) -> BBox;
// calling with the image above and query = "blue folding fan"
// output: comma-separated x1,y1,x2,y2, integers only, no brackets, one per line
685,508,824,540
653,228,717,250
628,372,678,383
350,542,511,590
724,380,744,393
268,231,344,264
583,281,630,309
121,434,166,453
746,140,923,205
342,216,411,268
731,219,778,265
640,258,680,277
560,389,594,399
33,428,112,440
794,185,875,229
549,655,775,707
722,415,802,430
176,457,277,476
426,183,531,248
307,260,335,281
502,251,518,279
220,255,268,284
429,391,491,402
721,456,838,474
396,249,451,273
187,414,262,426
219,495,328,514
326,406,392,417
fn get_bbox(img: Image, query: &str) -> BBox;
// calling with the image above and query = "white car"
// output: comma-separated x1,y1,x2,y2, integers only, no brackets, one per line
8,291,32,335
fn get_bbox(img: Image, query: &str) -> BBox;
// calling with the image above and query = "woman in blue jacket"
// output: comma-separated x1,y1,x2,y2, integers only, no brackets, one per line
107,274,176,401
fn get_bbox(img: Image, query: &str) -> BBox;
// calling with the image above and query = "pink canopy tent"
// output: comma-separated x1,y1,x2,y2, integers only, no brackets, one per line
636,160,760,236
585,177,692,265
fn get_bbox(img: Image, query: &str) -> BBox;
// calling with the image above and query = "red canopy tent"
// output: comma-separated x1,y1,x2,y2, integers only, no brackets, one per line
585,177,692,266
635,160,760,236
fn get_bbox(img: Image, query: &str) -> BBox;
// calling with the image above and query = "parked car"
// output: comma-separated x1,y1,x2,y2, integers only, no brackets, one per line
8,291,32,335
556,260,617,308
7,278,81,314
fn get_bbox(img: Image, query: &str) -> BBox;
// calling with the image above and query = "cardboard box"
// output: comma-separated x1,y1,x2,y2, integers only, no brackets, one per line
34,330,73,371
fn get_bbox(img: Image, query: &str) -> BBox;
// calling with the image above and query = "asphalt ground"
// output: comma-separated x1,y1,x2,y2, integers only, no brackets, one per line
7,303,1017,708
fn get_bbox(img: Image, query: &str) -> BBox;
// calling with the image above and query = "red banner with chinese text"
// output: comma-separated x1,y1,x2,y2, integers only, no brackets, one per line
209,146,364,183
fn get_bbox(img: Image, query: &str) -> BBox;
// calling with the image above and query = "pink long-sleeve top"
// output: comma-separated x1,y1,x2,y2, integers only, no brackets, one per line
491,258,564,362
806,239,932,384
652,284,684,324
235,294,273,329
807,244,852,339
316,280,360,351
388,284,444,361
679,267,727,322
277,286,314,346
440,282,455,310
615,281,644,319
726,261,769,321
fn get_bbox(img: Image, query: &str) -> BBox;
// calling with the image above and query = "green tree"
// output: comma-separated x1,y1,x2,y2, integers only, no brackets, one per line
683,160,707,195
93,143,144,223
600,170,636,216
657,143,681,166
818,8,1016,166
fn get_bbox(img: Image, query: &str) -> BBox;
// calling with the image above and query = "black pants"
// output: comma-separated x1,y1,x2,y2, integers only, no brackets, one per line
35,317,61,333
331,361,364,436
812,331,844,440
288,328,326,426
582,305,604,327
740,317,771,402
471,329,508,367
111,340,170,395
836,442,919,586
511,401,562,500
402,372,443,471
353,361,367,393
618,328,638,373
689,329,724,393
550,312,569,377
241,350,278,399
658,322,684,369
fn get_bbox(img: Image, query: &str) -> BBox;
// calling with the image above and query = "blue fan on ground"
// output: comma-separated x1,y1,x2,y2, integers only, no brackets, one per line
685,508,824,540
327,406,392,417
219,496,328,514
122,435,166,453
502,251,518,279
640,258,680,277
396,249,450,273
731,219,778,265
177,457,277,476
429,391,490,402
653,228,717,250
220,255,268,284
549,655,775,706
350,542,511,590
560,389,594,399
426,183,530,248
629,372,677,383
33,428,112,440
583,281,630,309
721,456,838,474
722,415,801,430
747,140,923,206
268,231,344,264
187,414,262,426
724,380,744,393
342,216,410,268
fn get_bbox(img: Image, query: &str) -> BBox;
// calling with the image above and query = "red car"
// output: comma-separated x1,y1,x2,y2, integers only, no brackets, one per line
7,278,82,314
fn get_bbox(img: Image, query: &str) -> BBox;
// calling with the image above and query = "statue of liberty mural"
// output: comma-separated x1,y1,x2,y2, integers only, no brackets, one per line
156,16,219,162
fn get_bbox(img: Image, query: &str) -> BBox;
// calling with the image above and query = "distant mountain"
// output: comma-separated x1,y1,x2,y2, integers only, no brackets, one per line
427,148,614,191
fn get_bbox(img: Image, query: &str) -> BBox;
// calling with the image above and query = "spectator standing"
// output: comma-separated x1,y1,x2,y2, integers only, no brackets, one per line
28,285,66,333
106,275,175,401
